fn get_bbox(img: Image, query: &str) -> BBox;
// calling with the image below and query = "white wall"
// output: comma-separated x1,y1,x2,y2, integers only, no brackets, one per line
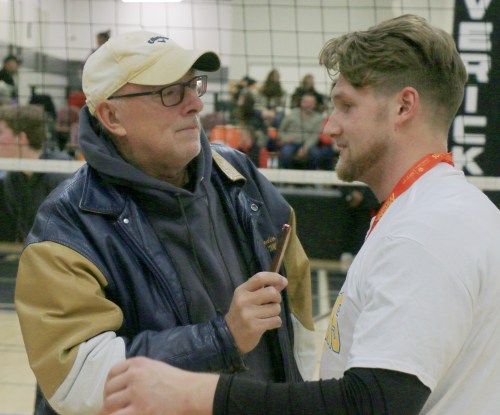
0,0,455,112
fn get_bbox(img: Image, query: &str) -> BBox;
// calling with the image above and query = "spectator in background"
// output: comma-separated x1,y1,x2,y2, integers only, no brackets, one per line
0,105,72,241
339,186,380,268
237,126,262,167
290,74,325,113
0,55,19,101
255,69,287,128
0,79,16,243
0,80,14,106
278,93,325,169
313,117,337,171
55,91,86,155
28,91,57,149
0,105,72,415
82,30,111,68
231,75,257,104
96,30,111,49
231,85,267,148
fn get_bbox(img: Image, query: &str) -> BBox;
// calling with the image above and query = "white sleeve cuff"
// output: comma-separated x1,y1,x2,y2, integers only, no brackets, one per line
49,331,126,415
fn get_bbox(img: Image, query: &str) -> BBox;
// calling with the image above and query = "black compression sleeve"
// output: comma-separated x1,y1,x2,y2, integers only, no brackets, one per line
213,368,431,415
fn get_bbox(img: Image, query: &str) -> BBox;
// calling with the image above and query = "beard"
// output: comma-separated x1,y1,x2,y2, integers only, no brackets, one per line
335,133,389,183
335,100,390,182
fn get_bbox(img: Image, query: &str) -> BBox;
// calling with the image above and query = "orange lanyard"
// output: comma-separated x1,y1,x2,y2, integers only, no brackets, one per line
366,152,454,239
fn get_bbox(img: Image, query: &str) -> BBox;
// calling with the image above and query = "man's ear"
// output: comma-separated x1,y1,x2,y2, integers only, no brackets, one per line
395,86,420,127
94,101,127,137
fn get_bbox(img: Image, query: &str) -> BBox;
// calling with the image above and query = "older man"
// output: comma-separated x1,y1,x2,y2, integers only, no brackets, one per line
16,31,315,415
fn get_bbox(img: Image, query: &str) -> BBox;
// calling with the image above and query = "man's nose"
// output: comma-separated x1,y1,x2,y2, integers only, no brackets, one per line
322,113,340,139
182,88,204,113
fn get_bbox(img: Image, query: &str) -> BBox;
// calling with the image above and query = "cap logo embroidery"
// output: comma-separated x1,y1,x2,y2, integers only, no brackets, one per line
148,36,169,44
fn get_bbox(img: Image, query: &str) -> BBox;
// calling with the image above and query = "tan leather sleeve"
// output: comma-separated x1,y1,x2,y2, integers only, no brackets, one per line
15,241,123,397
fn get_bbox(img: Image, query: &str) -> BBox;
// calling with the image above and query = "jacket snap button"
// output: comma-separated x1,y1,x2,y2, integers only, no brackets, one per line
250,203,259,212
123,218,130,224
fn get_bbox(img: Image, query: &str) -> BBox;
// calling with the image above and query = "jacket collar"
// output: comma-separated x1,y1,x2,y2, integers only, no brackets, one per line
78,150,247,216
78,166,127,217
211,149,247,183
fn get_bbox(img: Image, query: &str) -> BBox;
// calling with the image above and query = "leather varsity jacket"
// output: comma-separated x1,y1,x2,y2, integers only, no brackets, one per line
16,142,315,415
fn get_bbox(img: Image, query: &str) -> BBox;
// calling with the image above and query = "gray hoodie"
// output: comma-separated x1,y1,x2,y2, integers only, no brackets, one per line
78,110,278,380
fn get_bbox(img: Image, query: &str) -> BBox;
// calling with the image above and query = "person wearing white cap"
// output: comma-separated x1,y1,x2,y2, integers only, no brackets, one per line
15,31,315,415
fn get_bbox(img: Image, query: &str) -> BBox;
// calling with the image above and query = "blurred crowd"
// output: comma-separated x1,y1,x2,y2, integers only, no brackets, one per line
0,43,375,259
0,30,112,159
1,32,339,246
0,31,112,245
2,34,337,172
204,69,338,170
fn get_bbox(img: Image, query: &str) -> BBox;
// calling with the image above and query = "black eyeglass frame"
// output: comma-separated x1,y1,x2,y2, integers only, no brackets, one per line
107,75,208,107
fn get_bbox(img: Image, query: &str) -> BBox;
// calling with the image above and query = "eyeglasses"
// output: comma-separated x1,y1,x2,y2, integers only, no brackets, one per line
108,75,208,107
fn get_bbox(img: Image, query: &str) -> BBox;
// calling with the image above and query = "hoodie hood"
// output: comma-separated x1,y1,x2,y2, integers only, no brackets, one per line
78,106,212,195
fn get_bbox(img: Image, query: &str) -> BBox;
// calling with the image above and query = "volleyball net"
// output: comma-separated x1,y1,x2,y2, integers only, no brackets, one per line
0,0,498,251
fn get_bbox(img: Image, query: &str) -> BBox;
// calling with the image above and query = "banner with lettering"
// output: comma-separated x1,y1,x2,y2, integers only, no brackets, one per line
450,0,499,181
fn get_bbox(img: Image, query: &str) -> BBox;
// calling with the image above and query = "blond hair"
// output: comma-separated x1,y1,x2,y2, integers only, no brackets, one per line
319,14,467,130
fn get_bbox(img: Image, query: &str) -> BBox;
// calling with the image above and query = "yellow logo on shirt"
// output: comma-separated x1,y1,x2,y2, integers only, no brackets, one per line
325,291,344,353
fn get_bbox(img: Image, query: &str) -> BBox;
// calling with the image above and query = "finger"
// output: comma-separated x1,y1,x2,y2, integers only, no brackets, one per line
252,302,282,319
256,314,283,331
98,406,134,415
103,368,130,398
100,389,131,415
104,357,150,397
244,272,287,292
252,285,284,305
273,275,288,292
105,360,130,385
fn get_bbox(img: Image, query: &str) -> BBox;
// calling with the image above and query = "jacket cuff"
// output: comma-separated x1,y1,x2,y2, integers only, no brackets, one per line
212,315,248,373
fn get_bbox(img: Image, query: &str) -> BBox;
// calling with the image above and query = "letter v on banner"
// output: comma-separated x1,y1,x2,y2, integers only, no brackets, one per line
464,0,492,19
450,0,499,181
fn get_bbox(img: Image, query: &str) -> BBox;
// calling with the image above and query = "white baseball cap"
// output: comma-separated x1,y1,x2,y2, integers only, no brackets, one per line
82,30,221,115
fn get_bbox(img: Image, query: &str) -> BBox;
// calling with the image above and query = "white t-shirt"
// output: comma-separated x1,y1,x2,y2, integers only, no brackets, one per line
320,163,500,414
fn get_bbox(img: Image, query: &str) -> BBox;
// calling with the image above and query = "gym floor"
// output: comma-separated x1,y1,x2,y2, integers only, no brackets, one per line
0,309,36,415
